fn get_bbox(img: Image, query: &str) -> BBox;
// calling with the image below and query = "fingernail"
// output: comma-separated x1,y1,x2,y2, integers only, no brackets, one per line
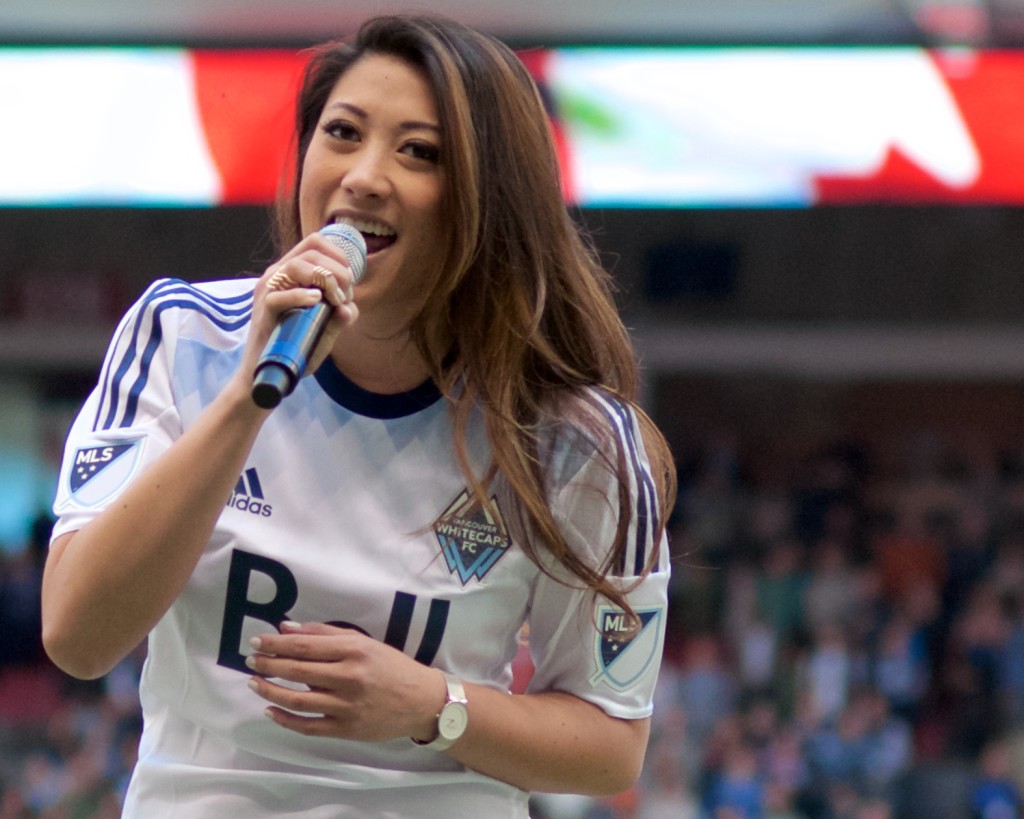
245,654,257,669
248,678,259,692
249,636,262,651
281,620,303,631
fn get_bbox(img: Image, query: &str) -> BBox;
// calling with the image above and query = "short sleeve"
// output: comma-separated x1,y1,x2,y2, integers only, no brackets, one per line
51,278,252,540
524,392,671,720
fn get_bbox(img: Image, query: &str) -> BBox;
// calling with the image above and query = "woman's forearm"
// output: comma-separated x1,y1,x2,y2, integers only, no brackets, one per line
42,375,269,679
449,685,650,796
244,623,650,796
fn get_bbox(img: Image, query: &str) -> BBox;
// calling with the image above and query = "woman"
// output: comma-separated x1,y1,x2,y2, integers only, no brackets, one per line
43,14,676,818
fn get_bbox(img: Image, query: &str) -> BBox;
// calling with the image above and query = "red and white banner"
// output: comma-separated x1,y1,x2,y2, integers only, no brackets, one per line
1,45,1022,206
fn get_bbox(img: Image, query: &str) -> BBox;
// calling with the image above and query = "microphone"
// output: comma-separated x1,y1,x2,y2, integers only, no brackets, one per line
251,223,367,409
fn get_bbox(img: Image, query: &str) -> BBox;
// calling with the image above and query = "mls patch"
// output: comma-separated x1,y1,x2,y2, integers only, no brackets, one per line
590,605,664,691
66,439,144,507
433,490,511,585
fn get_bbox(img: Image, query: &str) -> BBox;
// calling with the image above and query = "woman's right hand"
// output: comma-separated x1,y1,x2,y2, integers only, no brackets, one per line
236,231,362,394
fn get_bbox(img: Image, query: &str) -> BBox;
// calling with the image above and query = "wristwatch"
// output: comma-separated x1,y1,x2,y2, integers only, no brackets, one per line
411,671,469,751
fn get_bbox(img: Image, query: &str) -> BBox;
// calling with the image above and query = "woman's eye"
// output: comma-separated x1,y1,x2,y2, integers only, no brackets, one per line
402,141,441,164
322,120,359,141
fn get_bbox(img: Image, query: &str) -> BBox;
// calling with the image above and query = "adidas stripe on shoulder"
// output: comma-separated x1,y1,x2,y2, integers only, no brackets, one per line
93,279,255,432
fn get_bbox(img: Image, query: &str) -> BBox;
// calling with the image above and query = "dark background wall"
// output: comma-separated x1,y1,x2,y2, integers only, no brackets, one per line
5,205,1024,347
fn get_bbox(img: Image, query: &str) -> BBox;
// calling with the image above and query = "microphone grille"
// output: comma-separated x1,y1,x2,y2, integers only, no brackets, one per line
319,223,368,284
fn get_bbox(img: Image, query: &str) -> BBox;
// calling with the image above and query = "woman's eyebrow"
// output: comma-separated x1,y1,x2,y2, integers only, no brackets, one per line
324,101,368,118
324,102,439,133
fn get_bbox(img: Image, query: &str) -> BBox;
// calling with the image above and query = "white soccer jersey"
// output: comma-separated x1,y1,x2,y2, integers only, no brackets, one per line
52,278,671,819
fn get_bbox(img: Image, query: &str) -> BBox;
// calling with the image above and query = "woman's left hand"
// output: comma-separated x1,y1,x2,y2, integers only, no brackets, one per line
246,621,446,742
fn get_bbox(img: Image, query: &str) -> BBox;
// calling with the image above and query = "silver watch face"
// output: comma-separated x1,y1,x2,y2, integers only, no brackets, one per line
438,701,469,741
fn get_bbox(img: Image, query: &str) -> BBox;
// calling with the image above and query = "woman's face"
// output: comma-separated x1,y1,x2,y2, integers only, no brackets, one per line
298,53,445,327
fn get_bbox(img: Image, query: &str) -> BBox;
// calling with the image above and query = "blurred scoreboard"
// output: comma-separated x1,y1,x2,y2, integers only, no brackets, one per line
1,45,1021,206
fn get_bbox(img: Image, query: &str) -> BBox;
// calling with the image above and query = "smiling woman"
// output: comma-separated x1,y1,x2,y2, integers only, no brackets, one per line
296,52,446,357
41,13,676,819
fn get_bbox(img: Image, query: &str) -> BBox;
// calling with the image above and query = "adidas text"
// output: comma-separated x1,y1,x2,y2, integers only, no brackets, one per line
226,495,273,517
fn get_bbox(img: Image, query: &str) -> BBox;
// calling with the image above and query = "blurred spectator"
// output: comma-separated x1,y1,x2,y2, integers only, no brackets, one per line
705,742,765,818
805,537,860,630
734,616,779,696
801,623,856,723
21,754,64,816
1000,596,1024,725
929,651,1002,760
746,494,794,551
634,747,700,819
0,550,43,667
942,501,996,626
762,727,810,801
674,635,737,746
969,737,1022,818
741,696,781,760
806,703,872,797
647,681,703,788
754,540,808,643
858,687,914,795
762,780,802,819
953,581,1013,703
792,444,863,548
678,431,746,561
871,506,947,608
870,612,931,722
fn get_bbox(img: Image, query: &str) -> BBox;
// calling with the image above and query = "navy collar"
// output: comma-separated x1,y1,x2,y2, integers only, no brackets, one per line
313,357,443,419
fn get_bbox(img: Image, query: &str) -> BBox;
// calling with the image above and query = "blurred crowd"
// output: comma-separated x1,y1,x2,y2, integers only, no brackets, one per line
3,425,1024,818
566,425,1024,819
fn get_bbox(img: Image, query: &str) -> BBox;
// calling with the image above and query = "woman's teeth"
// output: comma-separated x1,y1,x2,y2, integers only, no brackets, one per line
333,216,395,238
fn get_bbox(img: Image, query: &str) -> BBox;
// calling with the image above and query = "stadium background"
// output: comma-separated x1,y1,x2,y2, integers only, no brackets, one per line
2,1,1024,817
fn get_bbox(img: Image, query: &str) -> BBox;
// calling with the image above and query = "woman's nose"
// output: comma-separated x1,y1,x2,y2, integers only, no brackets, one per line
341,148,390,199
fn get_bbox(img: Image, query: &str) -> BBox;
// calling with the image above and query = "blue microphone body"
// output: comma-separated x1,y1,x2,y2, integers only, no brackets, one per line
251,223,367,409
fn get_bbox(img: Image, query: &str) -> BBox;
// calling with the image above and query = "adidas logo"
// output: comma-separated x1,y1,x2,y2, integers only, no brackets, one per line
227,467,273,517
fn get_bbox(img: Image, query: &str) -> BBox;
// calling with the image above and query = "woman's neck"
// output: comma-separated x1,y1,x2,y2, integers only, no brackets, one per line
329,325,431,395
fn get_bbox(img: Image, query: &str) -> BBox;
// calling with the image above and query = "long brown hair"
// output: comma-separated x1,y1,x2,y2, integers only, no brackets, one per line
276,15,676,611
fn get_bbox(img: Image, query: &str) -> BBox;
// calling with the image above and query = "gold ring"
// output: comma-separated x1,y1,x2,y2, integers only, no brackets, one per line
310,265,330,292
267,269,296,292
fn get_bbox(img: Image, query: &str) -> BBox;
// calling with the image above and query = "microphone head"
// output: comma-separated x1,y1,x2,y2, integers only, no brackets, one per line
320,223,368,284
